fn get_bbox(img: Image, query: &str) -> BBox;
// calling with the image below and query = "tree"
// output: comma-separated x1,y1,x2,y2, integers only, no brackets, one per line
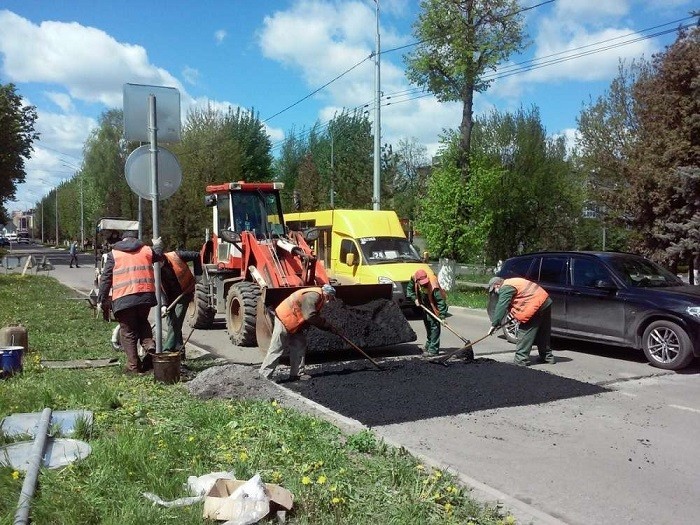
625,27,700,269
0,83,39,222
405,0,528,179
470,106,582,261
386,138,429,220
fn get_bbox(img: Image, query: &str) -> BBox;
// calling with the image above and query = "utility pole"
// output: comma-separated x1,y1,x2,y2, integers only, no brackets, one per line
372,0,381,211
54,188,59,247
80,176,84,249
330,132,335,209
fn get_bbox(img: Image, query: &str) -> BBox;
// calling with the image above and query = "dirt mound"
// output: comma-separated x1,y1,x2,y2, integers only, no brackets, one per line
186,364,281,400
306,298,416,353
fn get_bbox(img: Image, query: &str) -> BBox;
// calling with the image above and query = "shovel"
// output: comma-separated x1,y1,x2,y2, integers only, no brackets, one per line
329,325,383,370
419,305,478,361
429,331,494,365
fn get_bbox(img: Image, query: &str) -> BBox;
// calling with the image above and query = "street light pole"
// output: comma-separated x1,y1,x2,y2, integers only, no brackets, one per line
372,0,381,211
55,188,59,247
80,176,84,249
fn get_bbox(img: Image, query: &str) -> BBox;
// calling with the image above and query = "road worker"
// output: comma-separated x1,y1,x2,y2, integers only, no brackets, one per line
259,284,337,382
160,250,202,359
488,276,555,366
407,269,448,356
97,231,164,375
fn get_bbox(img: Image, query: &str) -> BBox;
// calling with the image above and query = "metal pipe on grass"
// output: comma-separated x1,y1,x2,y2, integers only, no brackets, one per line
14,407,52,525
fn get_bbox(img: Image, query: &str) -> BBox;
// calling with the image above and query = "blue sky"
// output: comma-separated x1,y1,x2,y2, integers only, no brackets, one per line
1,0,697,212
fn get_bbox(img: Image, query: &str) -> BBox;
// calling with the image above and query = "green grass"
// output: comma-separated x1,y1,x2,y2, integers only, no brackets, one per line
449,283,490,309
0,274,514,524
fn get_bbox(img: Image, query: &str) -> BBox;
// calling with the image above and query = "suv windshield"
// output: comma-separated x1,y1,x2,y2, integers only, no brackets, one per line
607,255,682,287
358,237,422,265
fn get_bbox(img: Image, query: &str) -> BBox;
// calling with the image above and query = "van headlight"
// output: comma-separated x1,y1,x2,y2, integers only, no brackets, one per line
378,276,399,291
686,306,700,318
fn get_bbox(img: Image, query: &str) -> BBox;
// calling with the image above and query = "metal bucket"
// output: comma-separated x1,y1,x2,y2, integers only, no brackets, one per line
0,346,24,378
153,352,180,384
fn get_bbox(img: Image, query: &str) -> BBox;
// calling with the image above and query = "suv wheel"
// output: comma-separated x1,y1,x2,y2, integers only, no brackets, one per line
502,316,520,344
642,320,694,370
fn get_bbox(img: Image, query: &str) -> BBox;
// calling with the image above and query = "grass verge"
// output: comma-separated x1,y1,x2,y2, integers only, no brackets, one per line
0,274,513,524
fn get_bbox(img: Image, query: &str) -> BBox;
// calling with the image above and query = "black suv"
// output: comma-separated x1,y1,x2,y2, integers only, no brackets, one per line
489,251,700,371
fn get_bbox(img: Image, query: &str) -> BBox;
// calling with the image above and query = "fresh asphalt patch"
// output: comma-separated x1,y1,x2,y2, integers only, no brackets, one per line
284,357,609,427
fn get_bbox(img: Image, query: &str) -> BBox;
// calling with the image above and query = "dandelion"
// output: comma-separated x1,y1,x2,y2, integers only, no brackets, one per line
276,409,282,414
301,476,312,485
271,400,278,407
239,451,249,462
329,485,337,492
11,471,20,480
433,470,442,479
416,464,425,471
316,475,327,484
188,436,195,442
331,497,341,505
444,502,454,514
504,515,516,525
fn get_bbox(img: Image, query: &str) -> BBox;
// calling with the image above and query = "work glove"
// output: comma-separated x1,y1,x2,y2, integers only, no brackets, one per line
161,306,168,317
96,302,102,313
152,237,164,250
487,325,497,336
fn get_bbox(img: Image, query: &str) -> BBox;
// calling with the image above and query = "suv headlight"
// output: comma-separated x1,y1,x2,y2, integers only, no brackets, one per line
686,306,700,318
378,276,399,290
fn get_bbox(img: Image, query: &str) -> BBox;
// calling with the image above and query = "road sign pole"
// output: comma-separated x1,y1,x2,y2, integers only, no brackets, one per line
149,94,163,354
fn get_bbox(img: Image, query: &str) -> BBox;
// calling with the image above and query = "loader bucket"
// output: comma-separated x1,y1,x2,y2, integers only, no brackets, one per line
255,284,415,354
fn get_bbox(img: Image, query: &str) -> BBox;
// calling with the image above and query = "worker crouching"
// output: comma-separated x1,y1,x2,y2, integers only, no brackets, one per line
259,284,337,382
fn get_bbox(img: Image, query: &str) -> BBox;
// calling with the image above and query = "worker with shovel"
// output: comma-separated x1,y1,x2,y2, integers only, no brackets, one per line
488,276,555,366
160,250,202,359
407,269,448,356
259,284,337,382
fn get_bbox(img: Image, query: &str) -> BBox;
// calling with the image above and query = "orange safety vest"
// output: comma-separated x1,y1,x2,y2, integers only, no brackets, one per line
164,252,196,295
504,277,549,323
414,274,447,316
111,247,155,299
276,287,324,334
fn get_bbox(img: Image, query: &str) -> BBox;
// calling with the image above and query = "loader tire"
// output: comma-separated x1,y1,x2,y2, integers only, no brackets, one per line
226,281,261,347
187,281,215,329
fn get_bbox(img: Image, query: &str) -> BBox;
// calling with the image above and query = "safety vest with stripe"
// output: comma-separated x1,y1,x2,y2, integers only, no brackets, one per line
112,247,155,300
503,277,549,323
276,287,324,334
164,252,196,295
414,274,447,316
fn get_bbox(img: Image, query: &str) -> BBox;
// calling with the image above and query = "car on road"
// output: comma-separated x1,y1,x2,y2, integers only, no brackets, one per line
0,237,10,247
488,251,700,370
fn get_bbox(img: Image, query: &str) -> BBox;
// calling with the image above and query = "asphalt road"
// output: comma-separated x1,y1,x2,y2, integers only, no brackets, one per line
14,244,700,525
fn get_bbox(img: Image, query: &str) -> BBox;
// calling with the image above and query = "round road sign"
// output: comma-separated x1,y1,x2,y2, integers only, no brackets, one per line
125,145,182,201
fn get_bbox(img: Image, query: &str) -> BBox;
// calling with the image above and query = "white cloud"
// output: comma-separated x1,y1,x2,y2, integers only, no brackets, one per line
44,92,74,112
182,66,199,85
214,29,227,44
0,10,188,108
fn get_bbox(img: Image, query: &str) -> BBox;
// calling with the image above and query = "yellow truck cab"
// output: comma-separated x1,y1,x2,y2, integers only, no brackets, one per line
285,209,436,309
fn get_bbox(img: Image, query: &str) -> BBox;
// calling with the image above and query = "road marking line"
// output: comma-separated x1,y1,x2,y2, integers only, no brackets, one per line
669,404,700,414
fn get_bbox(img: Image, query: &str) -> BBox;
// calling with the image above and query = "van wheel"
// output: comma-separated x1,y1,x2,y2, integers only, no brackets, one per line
642,320,694,370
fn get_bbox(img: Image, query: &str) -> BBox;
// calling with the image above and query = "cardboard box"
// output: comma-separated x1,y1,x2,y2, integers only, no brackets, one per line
203,478,294,522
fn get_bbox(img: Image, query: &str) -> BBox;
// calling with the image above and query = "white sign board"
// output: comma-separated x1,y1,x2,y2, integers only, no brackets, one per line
123,83,181,142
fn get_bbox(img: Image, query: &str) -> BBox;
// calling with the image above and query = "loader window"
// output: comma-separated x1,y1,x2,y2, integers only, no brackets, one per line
216,194,231,234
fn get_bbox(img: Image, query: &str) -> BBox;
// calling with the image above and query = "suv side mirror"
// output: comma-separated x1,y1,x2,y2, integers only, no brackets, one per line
219,229,241,244
595,279,617,290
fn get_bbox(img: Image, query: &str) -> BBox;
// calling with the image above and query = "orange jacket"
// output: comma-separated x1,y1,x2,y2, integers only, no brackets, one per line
164,252,195,295
276,287,324,334
504,277,549,323
112,246,155,300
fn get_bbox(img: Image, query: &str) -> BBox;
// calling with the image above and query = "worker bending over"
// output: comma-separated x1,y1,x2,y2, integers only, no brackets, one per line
161,250,202,358
488,276,555,366
260,284,336,382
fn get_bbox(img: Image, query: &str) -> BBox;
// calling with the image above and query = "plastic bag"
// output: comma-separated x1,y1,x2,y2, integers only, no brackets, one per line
143,470,236,508
221,474,270,525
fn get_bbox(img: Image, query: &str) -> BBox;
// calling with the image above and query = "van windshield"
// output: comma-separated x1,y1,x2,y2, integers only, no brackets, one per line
358,237,422,265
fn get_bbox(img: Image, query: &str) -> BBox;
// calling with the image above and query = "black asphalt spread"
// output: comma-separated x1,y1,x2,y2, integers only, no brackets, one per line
285,358,609,427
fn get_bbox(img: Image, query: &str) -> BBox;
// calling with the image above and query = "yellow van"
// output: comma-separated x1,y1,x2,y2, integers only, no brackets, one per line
285,209,436,309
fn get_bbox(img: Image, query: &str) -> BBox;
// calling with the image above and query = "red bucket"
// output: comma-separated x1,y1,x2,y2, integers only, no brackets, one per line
0,346,23,378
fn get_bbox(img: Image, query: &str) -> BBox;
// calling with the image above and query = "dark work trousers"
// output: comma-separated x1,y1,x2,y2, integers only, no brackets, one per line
514,303,554,365
422,313,442,355
163,297,191,355
114,305,155,372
